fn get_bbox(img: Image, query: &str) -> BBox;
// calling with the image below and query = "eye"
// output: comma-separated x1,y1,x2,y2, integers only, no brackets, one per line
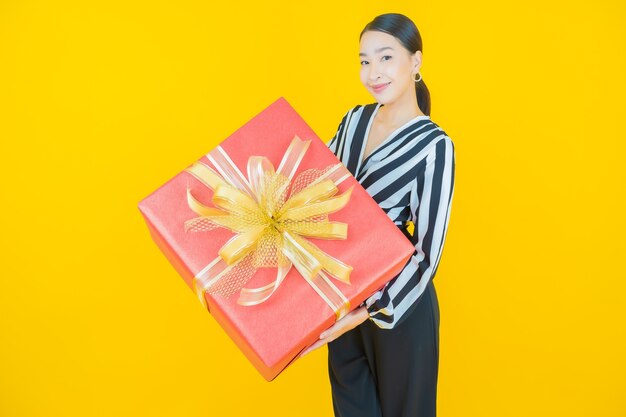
360,60,369,66
382,55,392,61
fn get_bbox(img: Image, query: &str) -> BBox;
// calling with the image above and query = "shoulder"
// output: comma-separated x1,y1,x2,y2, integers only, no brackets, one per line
423,118,454,147
341,103,367,118
337,102,377,125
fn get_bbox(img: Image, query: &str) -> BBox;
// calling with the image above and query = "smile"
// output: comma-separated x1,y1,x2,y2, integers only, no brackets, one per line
372,82,390,93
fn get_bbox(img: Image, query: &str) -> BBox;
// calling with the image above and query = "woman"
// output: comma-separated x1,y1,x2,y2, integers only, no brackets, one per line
300,13,456,417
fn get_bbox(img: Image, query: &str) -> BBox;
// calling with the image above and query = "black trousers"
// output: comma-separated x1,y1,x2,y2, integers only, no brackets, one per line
327,277,440,417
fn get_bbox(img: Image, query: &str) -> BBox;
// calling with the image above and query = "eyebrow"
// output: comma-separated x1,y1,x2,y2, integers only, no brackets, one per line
359,46,394,57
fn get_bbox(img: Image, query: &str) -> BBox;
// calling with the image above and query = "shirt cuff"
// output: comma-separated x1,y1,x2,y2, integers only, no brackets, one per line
361,287,386,320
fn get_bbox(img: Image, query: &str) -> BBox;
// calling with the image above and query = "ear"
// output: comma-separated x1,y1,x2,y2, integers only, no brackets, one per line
412,50,423,73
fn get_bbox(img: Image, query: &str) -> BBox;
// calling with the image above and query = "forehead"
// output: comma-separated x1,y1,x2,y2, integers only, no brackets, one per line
359,31,402,55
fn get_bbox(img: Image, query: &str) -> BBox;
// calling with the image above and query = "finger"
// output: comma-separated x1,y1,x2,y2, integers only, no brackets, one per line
301,339,325,357
310,338,327,351
320,323,343,339
322,319,356,340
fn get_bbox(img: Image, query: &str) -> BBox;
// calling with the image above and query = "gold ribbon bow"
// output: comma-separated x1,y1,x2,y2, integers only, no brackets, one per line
183,135,355,320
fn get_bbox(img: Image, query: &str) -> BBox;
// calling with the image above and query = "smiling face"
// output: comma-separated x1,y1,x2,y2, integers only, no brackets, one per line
359,30,422,105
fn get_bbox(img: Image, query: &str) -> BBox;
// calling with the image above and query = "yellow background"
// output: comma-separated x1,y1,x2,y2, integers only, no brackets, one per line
1,1,624,416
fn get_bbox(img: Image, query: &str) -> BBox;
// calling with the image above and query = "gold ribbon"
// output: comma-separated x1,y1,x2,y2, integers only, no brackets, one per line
183,135,355,320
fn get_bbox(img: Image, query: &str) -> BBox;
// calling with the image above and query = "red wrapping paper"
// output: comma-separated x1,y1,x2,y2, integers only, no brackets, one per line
137,97,415,381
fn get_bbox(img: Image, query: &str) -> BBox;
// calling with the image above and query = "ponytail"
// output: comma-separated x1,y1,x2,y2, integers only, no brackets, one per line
415,78,431,117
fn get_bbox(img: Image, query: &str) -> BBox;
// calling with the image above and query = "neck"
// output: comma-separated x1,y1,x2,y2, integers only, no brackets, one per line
378,92,425,128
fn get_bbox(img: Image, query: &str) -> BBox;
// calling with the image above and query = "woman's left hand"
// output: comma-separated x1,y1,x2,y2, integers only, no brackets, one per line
300,306,370,357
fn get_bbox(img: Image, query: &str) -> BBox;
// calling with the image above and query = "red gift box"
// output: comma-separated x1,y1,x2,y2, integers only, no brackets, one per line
137,97,415,381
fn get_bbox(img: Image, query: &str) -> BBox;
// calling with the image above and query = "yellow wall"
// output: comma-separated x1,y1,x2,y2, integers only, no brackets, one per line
1,1,624,416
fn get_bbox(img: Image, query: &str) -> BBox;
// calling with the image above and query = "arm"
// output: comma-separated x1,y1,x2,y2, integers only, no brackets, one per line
326,108,352,156
365,136,456,329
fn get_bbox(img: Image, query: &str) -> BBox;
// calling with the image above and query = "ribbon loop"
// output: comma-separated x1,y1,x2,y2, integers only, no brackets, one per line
184,135,354,320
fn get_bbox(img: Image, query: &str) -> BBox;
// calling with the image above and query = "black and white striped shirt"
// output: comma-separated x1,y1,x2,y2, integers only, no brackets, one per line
327,102,456,329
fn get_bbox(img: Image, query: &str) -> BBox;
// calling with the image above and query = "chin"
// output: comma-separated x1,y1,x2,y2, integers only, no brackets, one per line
371,91,390,103
374,95,397,106
373,91,400,105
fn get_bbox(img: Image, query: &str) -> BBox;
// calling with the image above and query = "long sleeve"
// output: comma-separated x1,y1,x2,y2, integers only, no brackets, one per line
327,109,350,156
364,136,456,329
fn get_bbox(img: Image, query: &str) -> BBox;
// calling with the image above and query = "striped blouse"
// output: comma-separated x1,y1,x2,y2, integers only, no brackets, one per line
327,102,456,330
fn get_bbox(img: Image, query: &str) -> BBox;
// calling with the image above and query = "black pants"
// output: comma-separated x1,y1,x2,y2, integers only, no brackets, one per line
327,278,440,417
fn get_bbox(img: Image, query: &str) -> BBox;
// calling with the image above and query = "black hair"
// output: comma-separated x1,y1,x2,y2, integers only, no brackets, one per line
360,13,431,116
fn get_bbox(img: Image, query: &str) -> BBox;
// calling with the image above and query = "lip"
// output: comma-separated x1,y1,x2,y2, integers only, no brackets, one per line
371,82,390,92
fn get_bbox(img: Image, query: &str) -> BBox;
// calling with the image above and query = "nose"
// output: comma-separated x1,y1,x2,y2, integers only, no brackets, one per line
367,61,382,82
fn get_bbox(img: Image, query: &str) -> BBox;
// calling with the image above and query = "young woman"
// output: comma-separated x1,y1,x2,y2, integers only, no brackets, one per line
300,13,456,417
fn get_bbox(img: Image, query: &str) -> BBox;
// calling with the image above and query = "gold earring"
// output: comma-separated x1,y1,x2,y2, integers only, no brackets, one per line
413,71,422,83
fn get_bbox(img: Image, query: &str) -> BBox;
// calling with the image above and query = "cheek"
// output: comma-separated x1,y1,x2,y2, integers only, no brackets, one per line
388,65,406,81
359,69,368,84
